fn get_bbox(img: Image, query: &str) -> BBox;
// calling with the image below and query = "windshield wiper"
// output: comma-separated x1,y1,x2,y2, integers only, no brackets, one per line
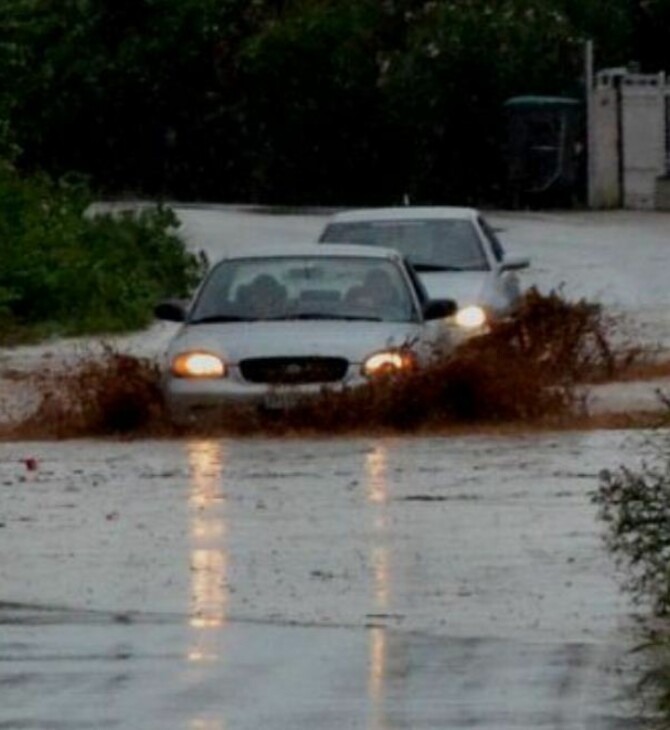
189,315,254,324
412,263,465,272
267,313,383,322
329,315,384,321
192,313,386,323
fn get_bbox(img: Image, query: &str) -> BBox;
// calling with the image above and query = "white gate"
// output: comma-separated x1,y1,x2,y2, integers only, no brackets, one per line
620,73,667,208
589,70,670,209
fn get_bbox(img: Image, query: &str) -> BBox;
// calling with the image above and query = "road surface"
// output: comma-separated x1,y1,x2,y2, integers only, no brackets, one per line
0,432,656,729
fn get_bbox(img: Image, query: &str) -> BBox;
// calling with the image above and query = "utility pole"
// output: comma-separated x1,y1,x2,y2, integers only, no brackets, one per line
585,39,595,208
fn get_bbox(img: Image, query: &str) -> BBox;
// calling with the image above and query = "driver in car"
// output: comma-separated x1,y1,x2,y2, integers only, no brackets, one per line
238,274,287,319
345,268,401,317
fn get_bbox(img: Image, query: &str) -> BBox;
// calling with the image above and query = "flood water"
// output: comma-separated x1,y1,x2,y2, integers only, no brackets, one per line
4,206,670,728
0,431,652,729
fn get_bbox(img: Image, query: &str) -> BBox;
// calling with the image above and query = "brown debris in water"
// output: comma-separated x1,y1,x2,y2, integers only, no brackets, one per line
0,289,657,440
13,345,170,439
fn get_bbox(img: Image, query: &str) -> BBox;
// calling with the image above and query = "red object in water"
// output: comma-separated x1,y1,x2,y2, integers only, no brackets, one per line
23,458,38,471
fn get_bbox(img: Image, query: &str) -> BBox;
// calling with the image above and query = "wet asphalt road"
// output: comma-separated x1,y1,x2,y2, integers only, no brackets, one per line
0,432,651,729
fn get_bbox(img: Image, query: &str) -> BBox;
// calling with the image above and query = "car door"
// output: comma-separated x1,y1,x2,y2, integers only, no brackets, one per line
402,257,454,357
476,216,524,313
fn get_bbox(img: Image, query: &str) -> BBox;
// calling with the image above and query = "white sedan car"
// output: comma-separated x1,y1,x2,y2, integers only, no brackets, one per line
319,207,530,332
154,244,456,423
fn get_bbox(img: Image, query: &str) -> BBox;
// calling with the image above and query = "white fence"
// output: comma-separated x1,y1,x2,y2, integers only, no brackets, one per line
590,70,670,209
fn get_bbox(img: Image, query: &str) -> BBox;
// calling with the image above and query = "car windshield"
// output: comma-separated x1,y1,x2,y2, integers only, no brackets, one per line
320,219,490,271
190,256,419,323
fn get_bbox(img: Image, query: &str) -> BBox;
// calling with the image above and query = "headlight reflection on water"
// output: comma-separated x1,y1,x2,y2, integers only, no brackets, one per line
365,444,391,727
187,440,228,636
181,440,397,728
190,719,226,730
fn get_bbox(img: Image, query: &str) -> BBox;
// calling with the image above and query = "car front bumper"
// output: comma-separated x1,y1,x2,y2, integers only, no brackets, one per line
163,369,367,425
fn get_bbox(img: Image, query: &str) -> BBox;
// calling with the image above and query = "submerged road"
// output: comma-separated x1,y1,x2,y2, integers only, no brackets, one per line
0,432,651,729
3,206,670,728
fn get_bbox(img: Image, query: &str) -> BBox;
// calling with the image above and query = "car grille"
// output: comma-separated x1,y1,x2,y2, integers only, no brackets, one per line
239,357,349,385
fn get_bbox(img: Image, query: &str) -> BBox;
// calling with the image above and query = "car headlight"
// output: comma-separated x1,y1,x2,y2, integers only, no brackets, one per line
171,352,226,378
362,350,416,378
454,305,487,329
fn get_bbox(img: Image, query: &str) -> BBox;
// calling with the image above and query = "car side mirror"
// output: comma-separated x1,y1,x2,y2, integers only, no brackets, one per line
500,256,530,272
423,299,457,320
154,299,187,322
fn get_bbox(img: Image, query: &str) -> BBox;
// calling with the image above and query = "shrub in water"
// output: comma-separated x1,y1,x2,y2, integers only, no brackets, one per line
594,451,670,616
593,413,670,724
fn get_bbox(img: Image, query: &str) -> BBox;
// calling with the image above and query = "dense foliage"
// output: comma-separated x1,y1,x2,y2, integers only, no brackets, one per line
1,0,666,204
593,420,670,723
0,167,205,341
595,436,670,617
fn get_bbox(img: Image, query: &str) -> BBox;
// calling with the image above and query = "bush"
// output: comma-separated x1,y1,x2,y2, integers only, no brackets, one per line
594,443,670,616
593,416,670,725
0,168,205,342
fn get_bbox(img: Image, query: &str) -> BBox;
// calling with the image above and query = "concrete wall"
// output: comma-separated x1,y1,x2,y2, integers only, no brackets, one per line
621,74,667,209
589,77,621,208
589,70,669,209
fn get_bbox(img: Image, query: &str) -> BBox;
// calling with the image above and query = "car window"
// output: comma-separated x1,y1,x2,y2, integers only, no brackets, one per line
320,219,489,271
190,256,420,323
477,216,505,262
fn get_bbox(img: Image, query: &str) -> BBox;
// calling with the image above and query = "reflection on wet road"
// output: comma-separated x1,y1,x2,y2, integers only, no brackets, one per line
0,433,651,729
188,440,228,634
366,444,390,730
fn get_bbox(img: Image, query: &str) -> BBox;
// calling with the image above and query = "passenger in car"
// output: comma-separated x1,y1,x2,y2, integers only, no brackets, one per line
238,274,287,319
345,268,400,315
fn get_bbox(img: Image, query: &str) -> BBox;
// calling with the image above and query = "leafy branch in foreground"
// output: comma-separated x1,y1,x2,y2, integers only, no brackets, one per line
594,444,670,616
593,423,670,727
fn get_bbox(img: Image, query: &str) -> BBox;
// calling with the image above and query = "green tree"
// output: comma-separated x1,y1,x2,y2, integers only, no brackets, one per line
1,0,666,203
7,0,254,195
0,167,204,339
379,0,586,202
233,0,393,203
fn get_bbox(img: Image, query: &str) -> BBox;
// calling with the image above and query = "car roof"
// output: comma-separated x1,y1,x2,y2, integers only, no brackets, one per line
217,243,404,261
326,206,479,223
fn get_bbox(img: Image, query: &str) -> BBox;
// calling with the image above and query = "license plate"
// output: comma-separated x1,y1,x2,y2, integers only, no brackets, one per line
263,390,300,410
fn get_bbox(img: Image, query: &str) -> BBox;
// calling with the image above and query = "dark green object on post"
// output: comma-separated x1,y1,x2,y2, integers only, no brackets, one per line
503,96,585,208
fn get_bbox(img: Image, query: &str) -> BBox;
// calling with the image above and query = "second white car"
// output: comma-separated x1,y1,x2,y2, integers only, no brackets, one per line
319,206,530,333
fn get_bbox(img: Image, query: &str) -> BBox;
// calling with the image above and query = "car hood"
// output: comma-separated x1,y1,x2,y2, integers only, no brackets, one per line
418,271,493,308
168,320,424,363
